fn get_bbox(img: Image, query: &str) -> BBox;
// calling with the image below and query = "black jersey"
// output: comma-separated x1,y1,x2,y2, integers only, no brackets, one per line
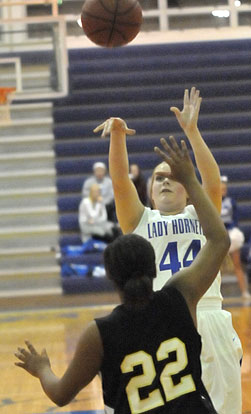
95,286,217,414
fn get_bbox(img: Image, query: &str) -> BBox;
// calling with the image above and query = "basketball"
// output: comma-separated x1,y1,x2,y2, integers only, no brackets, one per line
81,0,143,48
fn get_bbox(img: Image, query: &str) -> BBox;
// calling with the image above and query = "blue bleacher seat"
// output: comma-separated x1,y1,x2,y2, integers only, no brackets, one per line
228,186,251,201
56,176,85,193
57,195,82,212
59,214,80,232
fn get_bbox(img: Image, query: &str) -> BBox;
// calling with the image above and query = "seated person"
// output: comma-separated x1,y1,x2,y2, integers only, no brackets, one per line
82,161,116,222
79,183,119,243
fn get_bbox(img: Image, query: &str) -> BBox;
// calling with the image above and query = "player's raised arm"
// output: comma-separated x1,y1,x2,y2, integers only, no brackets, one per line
154,137,229,323
171,87,222,212
94,118,145,233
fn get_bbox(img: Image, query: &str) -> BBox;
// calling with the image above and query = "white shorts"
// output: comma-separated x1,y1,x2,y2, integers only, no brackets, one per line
197,307,242,414
228,227,245,253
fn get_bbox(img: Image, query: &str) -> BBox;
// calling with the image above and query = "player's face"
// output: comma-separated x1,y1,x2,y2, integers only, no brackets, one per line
151,162,188,214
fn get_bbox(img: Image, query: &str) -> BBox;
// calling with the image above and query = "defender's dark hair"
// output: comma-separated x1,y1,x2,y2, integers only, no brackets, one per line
104,234,156,304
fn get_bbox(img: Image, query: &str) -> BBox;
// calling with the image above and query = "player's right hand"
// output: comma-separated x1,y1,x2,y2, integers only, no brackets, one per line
14,340,51,378
93,117,136,138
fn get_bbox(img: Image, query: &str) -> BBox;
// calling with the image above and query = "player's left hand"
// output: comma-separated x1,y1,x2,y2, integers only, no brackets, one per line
15,340,51,378
93,117,136,138
170,87,202,134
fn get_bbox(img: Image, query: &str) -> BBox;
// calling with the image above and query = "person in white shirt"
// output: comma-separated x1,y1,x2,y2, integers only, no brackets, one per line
82,161,116,222
94,87,243,414
79,183,116,243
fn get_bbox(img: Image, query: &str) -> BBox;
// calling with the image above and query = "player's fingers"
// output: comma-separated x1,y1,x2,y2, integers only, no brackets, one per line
41,348,48,358
93,122,105,133
15,352,26,362
160,137,177,157
181,141,192,165
18,347,29,356
194,97,202,116
195,88,200,98
101,120,111,137
154,145,174,166
160,137,180,161
126,128,136,136
183,88,189,107
190,86,196,103
15,362,26,368
154,146,169,160
170,107,180,116
101,127,107,138
154,148,174,174
181,140,189,156
168,135,182,155
25,341,37,355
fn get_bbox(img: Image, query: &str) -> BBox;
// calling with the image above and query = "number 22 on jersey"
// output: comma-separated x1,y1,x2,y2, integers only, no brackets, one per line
120,337,196,414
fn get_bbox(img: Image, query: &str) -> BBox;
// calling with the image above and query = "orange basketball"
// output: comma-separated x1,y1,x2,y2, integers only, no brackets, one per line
81,0,143,48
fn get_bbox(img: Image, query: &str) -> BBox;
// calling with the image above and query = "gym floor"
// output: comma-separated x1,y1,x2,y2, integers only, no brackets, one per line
0,283,251,414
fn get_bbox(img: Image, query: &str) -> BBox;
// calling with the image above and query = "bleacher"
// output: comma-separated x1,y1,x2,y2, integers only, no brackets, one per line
53,38,251,292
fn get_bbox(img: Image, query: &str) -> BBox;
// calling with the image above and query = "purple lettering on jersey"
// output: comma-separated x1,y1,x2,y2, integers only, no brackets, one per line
189,219,196,232
178,219,184,233
184,218,191,233
194,220,199,234
147,223,152,239
172,220,178,234
163,221,168,235
152,223,158,238
147,221,169,239
157,221,163,236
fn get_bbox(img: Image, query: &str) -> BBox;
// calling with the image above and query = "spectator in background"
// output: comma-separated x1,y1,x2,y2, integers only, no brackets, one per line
129,163,148,205
146,175,153,208
82,161,116,222
79,183,119,243
221,175,251,299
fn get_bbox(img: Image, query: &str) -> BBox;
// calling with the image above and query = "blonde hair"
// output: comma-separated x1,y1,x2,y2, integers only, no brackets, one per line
89,183,101,201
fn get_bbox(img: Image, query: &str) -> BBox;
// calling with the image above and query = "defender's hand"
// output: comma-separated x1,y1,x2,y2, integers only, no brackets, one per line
15,341,51,378
154,136,196,186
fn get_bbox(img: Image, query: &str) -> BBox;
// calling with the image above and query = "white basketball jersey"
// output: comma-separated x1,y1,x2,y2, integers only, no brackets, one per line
133,205,222,304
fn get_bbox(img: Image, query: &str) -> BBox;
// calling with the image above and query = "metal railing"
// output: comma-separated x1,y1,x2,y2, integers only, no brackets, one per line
0,0,58,20
1,0,251,32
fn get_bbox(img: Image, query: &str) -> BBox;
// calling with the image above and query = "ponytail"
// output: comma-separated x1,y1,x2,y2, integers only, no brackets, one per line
123,274,152,303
